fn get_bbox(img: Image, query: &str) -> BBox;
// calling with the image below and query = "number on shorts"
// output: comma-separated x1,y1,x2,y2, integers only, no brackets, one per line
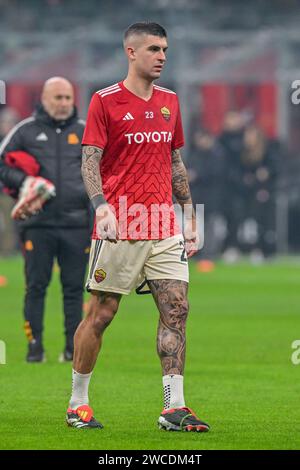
179,240,188,262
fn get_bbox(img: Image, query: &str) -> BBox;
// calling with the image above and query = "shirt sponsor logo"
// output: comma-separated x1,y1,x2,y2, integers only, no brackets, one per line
124,131,172,144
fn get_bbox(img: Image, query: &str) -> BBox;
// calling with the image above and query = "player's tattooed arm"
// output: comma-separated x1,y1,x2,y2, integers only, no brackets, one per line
171,148,194,212
148,279,189,375
171,148,199,257
82,145,118,241
81,145,106,210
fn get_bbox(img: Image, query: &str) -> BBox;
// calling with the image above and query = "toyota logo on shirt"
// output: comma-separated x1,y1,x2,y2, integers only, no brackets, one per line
124,131,172,144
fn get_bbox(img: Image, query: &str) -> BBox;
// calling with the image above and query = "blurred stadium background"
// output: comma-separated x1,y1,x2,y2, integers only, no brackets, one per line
1,0,300,260
1,0,300,451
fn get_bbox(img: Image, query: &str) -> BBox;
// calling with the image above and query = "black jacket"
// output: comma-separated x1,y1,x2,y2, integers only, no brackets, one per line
0,104,90,229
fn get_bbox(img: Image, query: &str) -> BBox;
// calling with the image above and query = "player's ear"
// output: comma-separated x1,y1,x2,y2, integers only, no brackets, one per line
125,46,136,61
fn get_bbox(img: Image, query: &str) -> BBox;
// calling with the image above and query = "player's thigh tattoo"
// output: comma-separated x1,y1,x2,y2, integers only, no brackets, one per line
97,291,122,305
148,279,189,375
90,290,122,308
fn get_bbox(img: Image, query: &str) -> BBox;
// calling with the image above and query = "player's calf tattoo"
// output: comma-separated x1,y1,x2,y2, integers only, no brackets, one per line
148,279,189,375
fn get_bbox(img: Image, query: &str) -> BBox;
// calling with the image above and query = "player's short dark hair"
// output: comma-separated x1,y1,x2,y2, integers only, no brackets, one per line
124,22,167,43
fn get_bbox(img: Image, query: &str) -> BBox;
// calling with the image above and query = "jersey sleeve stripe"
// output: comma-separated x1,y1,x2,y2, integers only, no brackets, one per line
153,85,176,95
96,83,119,94
0,117,35,157
99,88,121,98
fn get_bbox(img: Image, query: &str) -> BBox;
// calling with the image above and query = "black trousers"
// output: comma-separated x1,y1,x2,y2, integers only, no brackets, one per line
20,227,90,350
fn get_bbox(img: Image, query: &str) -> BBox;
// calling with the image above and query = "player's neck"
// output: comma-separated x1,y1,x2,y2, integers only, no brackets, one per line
123,75,154,101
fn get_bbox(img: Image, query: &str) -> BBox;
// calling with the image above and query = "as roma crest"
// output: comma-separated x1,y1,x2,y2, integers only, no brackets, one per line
161,106,171,121
94,269,107,283
68,133,79,144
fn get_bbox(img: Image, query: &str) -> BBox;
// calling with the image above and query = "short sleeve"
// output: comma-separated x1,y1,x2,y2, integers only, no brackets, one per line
82,93,108,149
171,97,185,151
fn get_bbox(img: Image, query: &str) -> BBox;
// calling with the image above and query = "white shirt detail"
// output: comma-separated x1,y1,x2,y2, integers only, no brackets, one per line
154,85,176,95
96,83,119,94
99,88,121,98
36,132,48,141
122,112,134,121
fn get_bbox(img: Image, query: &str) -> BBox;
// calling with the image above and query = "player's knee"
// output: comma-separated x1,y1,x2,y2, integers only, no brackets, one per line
105,296,120,315
171,299,189,321
91,311,114,335
89,299,119,335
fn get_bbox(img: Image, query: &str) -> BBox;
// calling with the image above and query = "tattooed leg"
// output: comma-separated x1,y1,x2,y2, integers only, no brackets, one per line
148,279,189,375
73,290,122,374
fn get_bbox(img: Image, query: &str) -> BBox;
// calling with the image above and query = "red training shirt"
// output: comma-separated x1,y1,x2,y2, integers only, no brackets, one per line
82,81,185,240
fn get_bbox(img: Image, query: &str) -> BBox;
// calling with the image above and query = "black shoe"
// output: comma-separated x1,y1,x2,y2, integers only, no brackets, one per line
158,406,210,432
66,405,103,429
59,349,73,363
26,341,45,363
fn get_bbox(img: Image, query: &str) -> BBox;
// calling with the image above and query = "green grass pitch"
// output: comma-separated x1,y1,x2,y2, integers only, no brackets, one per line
0,256,299,450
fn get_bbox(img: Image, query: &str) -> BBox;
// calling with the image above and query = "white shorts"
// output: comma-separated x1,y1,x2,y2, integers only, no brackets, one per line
86,234,189,295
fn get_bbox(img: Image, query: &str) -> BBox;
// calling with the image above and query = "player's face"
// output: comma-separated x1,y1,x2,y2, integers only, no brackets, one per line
42,83,74,120
133,35,168,80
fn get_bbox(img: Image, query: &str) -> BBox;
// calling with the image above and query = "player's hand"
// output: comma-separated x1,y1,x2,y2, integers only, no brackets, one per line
11,176,56,220
184,217,200,258
95,204,119,243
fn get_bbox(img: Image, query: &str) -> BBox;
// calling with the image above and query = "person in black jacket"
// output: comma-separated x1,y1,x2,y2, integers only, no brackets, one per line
0,77,91,362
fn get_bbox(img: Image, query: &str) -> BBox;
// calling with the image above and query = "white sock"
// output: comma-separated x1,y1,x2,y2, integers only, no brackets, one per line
69,369,92,410
162,374,185,410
